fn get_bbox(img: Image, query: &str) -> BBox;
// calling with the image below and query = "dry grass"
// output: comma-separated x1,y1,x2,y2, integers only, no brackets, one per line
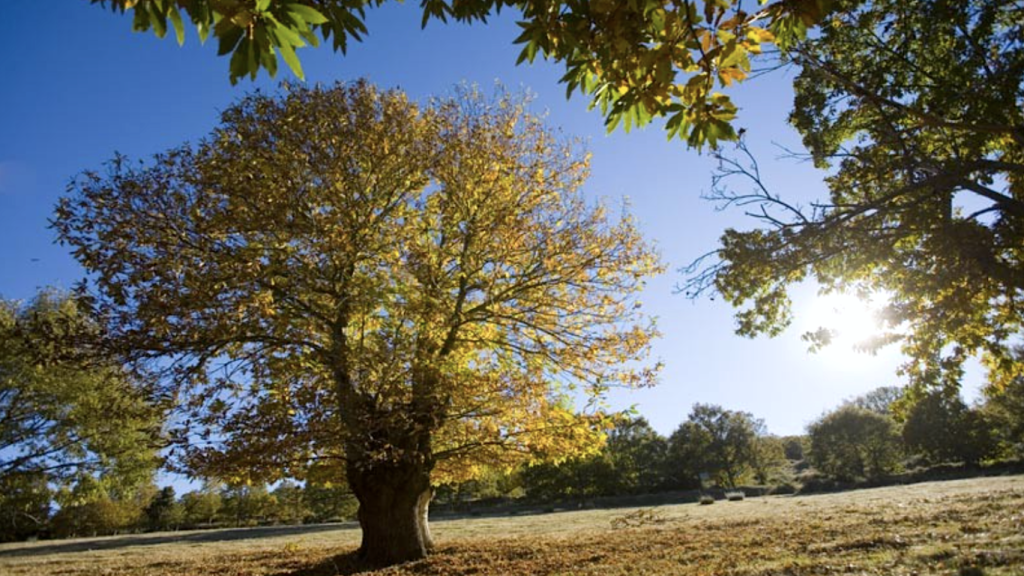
2,475,1022,576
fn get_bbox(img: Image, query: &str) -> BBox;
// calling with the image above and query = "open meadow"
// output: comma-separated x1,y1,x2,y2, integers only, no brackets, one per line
1,475,1022,576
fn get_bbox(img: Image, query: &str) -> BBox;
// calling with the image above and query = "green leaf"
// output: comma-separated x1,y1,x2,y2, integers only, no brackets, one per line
524,40,539,64
228,37,250,85
131,5,151,32
254,24,278,77
168,6,186,46
246,34,258,80
605,111,623,134
285,3,329,25
267,15,306,46
276,38,305,80
196,20,210,44
218,26,245,56
719,41,749,70
146,2,168,38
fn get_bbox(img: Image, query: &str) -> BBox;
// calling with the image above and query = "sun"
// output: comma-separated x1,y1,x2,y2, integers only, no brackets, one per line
804,292,883,355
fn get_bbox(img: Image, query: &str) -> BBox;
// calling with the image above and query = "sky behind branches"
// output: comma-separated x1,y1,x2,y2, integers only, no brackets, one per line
0,1,983,445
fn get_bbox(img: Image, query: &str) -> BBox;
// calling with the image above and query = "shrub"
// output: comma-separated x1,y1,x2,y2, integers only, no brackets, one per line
699,495,715,505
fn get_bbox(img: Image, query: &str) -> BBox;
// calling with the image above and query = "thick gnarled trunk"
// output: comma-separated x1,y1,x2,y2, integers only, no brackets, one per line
333,333,444,566
348,460,434,565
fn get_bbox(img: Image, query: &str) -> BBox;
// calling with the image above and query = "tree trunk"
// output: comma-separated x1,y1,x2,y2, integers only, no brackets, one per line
348,461,433,566
418,487,434,551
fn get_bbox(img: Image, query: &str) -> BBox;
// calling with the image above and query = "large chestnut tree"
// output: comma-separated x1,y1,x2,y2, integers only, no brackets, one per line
55,81,661,564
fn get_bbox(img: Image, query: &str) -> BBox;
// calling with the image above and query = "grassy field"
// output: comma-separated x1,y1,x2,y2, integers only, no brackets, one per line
2,475,1022,576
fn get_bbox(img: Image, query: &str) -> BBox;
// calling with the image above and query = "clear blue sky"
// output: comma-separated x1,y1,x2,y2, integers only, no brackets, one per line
0,1,982,441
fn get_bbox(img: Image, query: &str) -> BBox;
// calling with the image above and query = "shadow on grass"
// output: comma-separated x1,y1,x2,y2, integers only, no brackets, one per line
273,551,370,576
275,547,464,576
0,522,358,558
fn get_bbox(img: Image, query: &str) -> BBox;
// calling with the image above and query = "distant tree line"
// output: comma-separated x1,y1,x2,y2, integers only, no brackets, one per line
803,383,1022,485
6,383,1024,541
437,383,1024,505
0,478,357,541
4,383,1023,541
437,405,795,505
4,293,1024,542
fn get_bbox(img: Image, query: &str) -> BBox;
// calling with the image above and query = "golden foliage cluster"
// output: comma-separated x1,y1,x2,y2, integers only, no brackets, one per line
55,81,663,487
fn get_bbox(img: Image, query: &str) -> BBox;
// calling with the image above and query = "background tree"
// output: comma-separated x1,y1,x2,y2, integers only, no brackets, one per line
0,472,52,542
601,417,669,495
848,386,903,416
221,484,277,527
144,486,184,531
519,453,615,501
50,475,154,538
520,416,672,500
780,435,807,462
0,291,162,540
91,0,830,148
685,0,1024,396
180,487,223,528
901,391,996,466
983,369,1024,458
748,434,787,485
665,416,708,490
271,481,310,525
434,466,523,506
667,404,760,488
303,482,357,523
55,81,661,565
807,405,901,482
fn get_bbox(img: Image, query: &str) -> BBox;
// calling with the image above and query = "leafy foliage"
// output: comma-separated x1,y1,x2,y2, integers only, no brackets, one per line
519,417,669,500
666,403,763,488
602,417,671,494
807,404,901,481
982,362,1024,457
0,291,162,498
91,0,832,148
144,486,185,531
848,386,903,416
780,435,806,461
180,487,223,527
902,391,996,466
55,80,661,563
49,477,157,539
0,472,51,542
303,481,358,522
220,484,277,526
685,0,1024,393
748,434,786,484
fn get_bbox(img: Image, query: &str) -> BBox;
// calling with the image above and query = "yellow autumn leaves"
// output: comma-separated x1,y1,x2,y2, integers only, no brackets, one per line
56,81,663,487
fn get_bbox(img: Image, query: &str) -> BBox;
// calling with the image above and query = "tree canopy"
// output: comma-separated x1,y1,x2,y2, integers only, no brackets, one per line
685,0,1024,394
0,291,162,541
667,403,763,488
0,291,161,487
807,404,901,482
54,81,662,564
902,390,995,466
92,0,830,149
983,354,1024,457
